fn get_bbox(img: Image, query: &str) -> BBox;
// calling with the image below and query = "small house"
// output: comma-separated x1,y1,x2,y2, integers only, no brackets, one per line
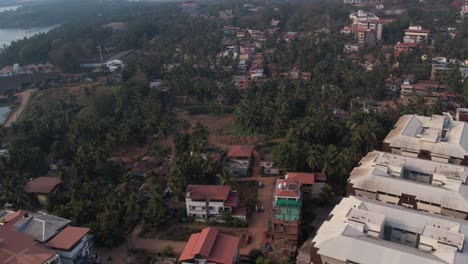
224,145,254,177
24,177,61,208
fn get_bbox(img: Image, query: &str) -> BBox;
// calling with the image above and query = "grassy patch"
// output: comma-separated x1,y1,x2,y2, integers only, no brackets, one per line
216,123,258,138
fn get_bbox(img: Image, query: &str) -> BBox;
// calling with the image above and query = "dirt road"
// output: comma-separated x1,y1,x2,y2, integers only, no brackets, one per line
237,151,277,256
4,89,32,127
96,225,187,263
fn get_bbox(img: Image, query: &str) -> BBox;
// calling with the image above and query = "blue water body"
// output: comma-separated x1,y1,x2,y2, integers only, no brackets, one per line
0,106,11,124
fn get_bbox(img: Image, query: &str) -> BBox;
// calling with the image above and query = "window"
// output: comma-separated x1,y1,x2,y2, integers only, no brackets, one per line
208,207,214,210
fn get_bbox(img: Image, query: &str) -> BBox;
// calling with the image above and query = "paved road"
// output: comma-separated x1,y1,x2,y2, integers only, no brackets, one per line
237,151,276,256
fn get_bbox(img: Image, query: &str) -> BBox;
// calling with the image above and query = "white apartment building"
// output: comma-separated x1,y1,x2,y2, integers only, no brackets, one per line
383,114,468,165
310,196,468,264
185,185,246,222
404,25,430,44
348,151,468,220
349,10,383,40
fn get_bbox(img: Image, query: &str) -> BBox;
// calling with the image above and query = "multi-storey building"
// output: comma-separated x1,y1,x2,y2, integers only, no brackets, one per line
284,172,327,200
310,196,468,264
383,114,468,165
185,185,246,222
348,151,468,220
350,10,384,41
404,25,430,44
224,145,254,177
272,179,302,248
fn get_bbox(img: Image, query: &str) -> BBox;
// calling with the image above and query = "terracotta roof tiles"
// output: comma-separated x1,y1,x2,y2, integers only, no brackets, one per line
24,177,61,194
186,185,232,201
47,226,90,250
179,227,240,263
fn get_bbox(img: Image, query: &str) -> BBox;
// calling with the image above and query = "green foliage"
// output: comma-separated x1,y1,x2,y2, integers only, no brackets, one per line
249,249,264,264
161,245,175,257
317,184,336,206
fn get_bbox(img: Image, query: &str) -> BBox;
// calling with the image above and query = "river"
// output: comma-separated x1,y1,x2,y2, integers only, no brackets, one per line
0,106,11,125
0,25,57,47
0,5,57,47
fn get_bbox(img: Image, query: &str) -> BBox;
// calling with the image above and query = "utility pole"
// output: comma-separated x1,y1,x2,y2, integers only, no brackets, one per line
98,44,103,63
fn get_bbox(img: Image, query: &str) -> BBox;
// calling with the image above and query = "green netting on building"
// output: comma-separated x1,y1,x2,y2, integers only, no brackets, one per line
274,207,300,221
275,199,301,208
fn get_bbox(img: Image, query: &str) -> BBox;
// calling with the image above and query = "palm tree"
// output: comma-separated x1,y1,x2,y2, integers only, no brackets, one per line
217,169,235,188
144,183,167,229
307,144,324,171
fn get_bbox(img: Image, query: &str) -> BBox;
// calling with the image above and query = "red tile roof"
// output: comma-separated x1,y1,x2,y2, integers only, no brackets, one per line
24,177,61,194
179,227,240,264
395,42,418,48
286,172,315,185
224,192,239,207
0,218,56,264
186,185,232,201
227,145,254,158
275,179,301,198
47,226,90,250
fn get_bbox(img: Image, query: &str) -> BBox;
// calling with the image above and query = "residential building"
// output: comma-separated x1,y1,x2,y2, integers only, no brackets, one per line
394,42,418,57
310,196,468,264
180,0,199,16
385,76,402,95
344,43,359,53
349,10,384,40
383,114,468,165
179,227,240,264
348,151,468,220
185,185,246,222
404,25,430,44
384,5,406,15
46,226,93,264
224,145,254,177
0,210,61,264
399,80,449,99
24,177,62,208
260,154,279,176
14,213,65,241
357,28,376,47
285,172,327,200
272,179,302,248
13,212,95,264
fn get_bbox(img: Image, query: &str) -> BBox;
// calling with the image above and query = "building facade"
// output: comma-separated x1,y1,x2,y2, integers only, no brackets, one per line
310,196,468,264
185,185,246,222
348,151,468,220
383,114,468,165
